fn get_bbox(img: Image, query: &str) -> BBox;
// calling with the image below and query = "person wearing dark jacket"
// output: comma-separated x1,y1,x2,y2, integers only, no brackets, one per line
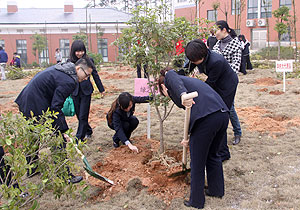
15,57,93,184
69,40,105,142
207,30,218,50
158,69,229,209
238,34,253,75
107,92,150,153
185,39,238,161
0,46,8,80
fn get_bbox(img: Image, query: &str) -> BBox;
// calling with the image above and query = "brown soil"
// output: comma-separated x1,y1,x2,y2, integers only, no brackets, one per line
254,77,282,86
269,90,284,95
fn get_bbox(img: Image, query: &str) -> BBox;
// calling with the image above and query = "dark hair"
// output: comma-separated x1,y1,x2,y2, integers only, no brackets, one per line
13,52,18,55
157,67,173,96
75,57,94,70
185,39,208,62
56,48,59,51
238,34,246,42
215,20,237,38
0,46,3,50
69,40,87,63
107,92,133,125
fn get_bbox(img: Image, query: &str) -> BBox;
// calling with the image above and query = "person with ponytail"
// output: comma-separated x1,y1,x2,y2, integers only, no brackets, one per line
106,92,151,153
213,20,243,157
158,68,229,209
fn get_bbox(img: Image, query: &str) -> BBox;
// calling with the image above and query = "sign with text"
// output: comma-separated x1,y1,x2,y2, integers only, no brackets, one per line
276,60,293,72
134,78,158,97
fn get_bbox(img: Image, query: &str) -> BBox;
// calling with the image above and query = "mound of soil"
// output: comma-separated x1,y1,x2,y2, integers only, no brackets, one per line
269,90,284,95
237,106,299,136
87,135,189,205
254,77,282,86
101,71,131,80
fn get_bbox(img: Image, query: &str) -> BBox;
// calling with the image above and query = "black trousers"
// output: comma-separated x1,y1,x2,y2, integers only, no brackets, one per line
137,64,148,78
0,146,19,188
240,56,247,75
113,116,139,143
72,92,93,141
189,111,229,209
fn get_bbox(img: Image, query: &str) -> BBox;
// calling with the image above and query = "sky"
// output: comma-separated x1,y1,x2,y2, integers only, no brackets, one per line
0,0,90,8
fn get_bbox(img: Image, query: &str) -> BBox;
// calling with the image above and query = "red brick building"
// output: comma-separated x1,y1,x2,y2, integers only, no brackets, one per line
174,0,298,50
0,2,132,65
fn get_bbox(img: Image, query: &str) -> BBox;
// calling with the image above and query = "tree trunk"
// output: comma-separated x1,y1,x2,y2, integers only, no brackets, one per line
278,36,281,60
292,0,297,62
159,119,164,154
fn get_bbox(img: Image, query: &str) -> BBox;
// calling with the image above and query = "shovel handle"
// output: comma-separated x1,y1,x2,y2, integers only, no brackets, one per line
182,91,198,166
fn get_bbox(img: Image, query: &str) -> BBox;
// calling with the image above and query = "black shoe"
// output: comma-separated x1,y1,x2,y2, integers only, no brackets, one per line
68,174,83,184
184,200,192,207
183,200,203,209
113,141,120,148
19,192,30,198
204,189,223,198
233,135,241,145
85,134,92,139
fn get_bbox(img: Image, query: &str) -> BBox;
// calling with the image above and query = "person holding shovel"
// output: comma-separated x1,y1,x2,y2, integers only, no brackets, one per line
158,69,229,209
106,92,151,153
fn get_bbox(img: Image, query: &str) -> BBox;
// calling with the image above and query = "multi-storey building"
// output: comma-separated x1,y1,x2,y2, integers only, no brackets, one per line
174,0,297,50
0,2,131,65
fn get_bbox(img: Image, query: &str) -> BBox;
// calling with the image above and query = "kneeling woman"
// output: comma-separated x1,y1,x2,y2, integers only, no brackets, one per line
107,92,151,153
158,69,229,209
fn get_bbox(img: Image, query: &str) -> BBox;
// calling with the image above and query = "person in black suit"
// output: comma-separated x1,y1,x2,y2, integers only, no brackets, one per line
158,69,229,209
69,40,105,142
184,39,239,161
106,92,151,153
238,34,253,75
15,57,93,184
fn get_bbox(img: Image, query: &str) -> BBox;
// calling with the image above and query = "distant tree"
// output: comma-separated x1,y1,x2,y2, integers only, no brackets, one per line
218,1,229,22
72,32,88,47
212,2,220,21
30,33,47,64
272,6,291,60
292,0,297,62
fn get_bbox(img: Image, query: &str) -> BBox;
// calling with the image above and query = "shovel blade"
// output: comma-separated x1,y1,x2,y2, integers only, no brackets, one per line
84,167,114,185
168,164,191,178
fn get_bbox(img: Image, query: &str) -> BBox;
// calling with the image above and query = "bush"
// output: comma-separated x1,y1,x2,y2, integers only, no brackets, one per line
0,111,84,210
252,46,295,60
87,51,103,66
6,66,27,80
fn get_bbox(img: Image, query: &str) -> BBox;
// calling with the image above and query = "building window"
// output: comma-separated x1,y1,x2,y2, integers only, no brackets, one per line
61,29,68,32
281,27,290,41
16,40,27,64
97,39,108,62
177,0,187,2
59,39,70,62
232,0,241,15
39,47,49,65
247,0,258,19
0,40,4,50
261,0,272,18
280,0,291,8
207,10,217,22
17,29,23,33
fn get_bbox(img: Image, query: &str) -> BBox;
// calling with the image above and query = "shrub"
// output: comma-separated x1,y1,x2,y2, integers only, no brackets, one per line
252,46,294,60
0,111,84,210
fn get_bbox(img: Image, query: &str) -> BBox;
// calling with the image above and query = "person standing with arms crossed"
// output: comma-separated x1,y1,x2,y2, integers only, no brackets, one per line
69,40,105,142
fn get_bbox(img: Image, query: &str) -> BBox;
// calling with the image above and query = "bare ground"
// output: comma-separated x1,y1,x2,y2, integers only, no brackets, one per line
1,64,300,210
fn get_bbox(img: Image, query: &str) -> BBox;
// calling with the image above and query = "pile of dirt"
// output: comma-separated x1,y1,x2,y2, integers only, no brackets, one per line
102,85,122,96
87,135,189,205
237,106,300,136
254,77,282,86
269,90,284,95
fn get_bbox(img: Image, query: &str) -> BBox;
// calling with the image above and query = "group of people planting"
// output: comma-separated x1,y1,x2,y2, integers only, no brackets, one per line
1,20,246,209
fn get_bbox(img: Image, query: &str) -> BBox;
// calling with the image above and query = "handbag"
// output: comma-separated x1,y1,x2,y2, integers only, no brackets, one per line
62,96,75,117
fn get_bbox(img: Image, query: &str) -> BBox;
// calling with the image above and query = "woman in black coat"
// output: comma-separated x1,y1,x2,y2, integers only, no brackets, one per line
107,92,150,153
238,34,253,75
69,40,105,142
158,69,229,209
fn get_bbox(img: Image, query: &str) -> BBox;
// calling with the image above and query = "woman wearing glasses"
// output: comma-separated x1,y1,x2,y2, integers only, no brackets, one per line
69,40,105,142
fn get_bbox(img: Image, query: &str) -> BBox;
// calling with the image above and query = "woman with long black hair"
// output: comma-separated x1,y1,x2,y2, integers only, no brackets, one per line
69,40,105,142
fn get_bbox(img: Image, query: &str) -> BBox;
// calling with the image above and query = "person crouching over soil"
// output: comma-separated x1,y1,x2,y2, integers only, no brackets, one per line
106,92,151,153
158,68,229,209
